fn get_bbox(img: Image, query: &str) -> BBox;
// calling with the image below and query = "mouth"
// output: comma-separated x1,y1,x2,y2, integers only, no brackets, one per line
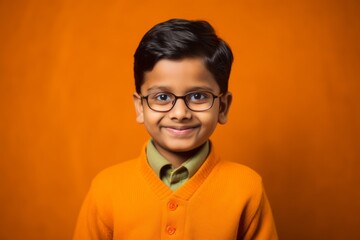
163,125,199,136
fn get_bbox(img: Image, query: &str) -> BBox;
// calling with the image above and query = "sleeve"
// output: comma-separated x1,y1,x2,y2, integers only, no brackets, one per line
238,186,278,240
73,178,113,240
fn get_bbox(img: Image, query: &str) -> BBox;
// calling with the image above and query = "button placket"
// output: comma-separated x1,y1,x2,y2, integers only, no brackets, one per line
162,198,185,238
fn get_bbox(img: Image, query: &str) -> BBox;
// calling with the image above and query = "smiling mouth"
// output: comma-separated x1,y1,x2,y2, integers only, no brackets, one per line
164,126,198,136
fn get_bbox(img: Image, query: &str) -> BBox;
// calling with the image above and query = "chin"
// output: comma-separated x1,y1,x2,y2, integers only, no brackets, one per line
164,141,204,153
166,145,193,153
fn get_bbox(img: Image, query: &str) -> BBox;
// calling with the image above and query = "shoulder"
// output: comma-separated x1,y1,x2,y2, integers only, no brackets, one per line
89,158,139,194
205,145,264,193
216,160,262,183
210,160,265,200
93,142,149,183
94,158,138,182
208,144,262,186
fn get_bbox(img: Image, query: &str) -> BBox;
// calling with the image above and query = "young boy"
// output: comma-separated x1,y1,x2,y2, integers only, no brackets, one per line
73,18,278,239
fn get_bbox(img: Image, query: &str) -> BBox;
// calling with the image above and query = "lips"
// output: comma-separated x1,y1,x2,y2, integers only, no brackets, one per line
163,125,199,136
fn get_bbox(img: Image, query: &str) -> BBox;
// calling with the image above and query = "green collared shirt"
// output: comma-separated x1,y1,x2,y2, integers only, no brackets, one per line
146,140,209,191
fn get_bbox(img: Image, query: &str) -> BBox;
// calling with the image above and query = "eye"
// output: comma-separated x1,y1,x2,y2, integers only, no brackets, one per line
156,93,170,101
188,92,212,103
150,92,173,104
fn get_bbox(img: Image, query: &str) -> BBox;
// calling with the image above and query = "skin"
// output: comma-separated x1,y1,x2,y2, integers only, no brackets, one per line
133,58,232,167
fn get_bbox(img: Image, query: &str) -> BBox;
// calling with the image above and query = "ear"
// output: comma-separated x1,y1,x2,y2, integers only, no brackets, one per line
218,92,232,124
133,92,144,124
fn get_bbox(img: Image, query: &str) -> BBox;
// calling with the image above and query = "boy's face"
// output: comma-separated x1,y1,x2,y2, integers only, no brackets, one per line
133,58,232,158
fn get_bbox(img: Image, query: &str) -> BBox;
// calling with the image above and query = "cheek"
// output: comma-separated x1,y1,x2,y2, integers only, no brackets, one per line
143,111,163,127
198,111,219,129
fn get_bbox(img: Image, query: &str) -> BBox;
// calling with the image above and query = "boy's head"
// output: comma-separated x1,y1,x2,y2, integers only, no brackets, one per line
134,18,233,94
133,19,233,161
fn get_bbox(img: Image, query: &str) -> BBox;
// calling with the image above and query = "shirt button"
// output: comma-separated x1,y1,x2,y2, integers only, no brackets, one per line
166,225,176,235
167,200,178,211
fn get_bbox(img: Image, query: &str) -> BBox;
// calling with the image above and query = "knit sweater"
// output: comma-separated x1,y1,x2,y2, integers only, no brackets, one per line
73,144,278,240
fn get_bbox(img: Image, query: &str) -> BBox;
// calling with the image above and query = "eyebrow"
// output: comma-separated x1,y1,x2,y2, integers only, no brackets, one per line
146,86,216,94
146,86,172,93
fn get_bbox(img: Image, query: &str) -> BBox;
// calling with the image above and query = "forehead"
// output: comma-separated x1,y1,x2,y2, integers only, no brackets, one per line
142,58,219,93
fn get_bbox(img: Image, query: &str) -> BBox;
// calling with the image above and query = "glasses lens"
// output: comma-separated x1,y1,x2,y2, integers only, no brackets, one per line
186,91,214,111
147,92,175,111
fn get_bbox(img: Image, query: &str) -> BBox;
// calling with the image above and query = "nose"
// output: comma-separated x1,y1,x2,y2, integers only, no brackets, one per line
168,98,191,120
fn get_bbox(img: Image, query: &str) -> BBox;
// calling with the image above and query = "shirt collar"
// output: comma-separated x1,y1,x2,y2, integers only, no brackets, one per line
146,139,210,179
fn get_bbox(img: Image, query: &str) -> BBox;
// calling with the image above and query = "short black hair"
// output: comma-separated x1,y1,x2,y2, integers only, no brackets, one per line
133,18,234,93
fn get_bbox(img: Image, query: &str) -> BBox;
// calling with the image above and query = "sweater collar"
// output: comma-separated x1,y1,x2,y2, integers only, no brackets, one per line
146,139,209,180
139,140,221,200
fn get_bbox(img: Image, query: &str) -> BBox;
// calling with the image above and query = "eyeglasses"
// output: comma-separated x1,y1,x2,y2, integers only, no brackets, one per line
140,91,223,112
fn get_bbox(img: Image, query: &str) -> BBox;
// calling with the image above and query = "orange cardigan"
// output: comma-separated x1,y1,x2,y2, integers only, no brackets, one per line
73,144,278,239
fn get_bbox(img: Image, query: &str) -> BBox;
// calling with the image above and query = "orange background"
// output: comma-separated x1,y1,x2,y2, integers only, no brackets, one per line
1,0,359,239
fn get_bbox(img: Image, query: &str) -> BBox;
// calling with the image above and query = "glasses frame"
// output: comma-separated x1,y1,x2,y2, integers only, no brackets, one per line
140,91,223,112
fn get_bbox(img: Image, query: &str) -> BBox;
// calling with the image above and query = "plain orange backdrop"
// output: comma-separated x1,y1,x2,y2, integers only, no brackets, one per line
0,0,359,239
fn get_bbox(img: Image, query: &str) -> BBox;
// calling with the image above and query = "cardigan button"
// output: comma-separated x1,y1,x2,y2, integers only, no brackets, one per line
166,225,176,235
167,200,178,211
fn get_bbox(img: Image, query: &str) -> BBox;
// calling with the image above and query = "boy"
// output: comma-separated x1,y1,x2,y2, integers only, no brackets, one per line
73,18,278,239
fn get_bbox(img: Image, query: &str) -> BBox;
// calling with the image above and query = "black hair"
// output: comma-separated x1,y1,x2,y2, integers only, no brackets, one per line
134,18,234,93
